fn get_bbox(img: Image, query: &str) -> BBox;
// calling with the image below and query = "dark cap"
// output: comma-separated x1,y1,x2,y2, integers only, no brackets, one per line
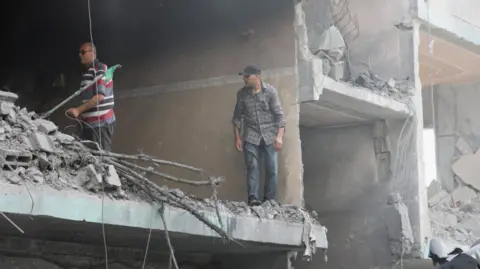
239,65,261,76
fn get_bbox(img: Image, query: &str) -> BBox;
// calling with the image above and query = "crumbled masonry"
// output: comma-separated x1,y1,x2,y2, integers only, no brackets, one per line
429,139,480,248
0,90,321,244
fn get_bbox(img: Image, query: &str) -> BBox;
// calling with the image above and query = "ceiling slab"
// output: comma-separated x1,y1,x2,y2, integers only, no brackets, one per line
419,30,480,86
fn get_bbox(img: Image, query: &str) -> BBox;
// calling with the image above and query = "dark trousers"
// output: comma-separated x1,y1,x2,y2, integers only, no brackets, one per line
79,122,115,151
243,140,278,202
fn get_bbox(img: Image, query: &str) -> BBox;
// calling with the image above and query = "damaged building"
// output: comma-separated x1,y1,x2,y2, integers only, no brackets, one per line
2,0,480,268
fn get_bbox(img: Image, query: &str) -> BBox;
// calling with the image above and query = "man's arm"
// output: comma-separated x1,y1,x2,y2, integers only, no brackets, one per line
75,94,105,114
232,90,245,150
269,88,286,138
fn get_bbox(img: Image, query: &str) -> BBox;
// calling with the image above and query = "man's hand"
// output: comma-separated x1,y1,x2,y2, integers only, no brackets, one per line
67,108,80,118
235,138,243,152
274,136,283,151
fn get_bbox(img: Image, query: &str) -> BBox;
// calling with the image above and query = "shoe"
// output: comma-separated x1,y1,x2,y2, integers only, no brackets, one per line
248,199,261,207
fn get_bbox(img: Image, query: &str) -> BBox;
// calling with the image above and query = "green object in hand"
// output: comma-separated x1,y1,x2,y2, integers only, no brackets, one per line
105,64,122,81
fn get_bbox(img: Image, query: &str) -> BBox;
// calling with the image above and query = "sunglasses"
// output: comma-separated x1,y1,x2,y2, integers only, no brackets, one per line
79,50,92,55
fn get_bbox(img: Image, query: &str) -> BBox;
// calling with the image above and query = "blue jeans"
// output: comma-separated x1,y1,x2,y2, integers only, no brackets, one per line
243,141,278,201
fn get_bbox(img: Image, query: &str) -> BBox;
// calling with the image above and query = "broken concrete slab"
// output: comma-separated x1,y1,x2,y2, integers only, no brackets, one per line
29,132,56,153
0,91,18,103
456,137,473,155
35,119,58,135
452,154,480,191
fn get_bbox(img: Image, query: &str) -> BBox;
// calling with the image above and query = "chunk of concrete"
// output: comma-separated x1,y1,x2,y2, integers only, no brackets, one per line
6,109,16,124
427,180,442,199
429,190,450,207
29,132,55,153
105,165,121,188
34,119,58,135
451,186,477,205
77,164,103,191
456,137,473,155
0,91,18,103
0,102,14,116
54,132,75,143
452,154,480,191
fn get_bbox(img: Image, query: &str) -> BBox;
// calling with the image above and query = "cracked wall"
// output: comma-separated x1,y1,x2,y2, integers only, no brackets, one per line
50,0,303,205
295,0,416,86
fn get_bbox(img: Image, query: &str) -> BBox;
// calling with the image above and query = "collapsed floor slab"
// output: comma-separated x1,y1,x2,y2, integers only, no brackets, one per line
300,73,412,127
0,183,328,252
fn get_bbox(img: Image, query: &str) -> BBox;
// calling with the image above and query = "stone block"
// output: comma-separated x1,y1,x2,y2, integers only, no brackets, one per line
35,119,58,135
105,165,121,188
0,148,32,170
0,91,18,103
29,132,56,153
0,102,14,116
428,190,450,207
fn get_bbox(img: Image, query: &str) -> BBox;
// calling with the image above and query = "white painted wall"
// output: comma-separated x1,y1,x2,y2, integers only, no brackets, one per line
416,0,480,46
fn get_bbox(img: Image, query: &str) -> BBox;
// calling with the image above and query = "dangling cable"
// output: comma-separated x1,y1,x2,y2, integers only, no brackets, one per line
87,0,109,267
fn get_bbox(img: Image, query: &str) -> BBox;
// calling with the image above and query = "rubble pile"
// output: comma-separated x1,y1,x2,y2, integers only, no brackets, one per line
428,138,480,247
354,71,413,103
0,91,320,238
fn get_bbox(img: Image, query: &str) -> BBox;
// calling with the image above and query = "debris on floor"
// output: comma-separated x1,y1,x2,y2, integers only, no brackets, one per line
354,71,413,103
0,91,321,240
429,139,480,247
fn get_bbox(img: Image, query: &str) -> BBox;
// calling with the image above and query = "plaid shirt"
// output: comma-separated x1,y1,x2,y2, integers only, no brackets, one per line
232,82,286,145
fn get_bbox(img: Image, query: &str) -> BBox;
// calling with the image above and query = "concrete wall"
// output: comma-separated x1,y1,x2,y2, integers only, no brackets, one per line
50,0,303,204
434,82,480,192
300,124,391,269
300,118,427,268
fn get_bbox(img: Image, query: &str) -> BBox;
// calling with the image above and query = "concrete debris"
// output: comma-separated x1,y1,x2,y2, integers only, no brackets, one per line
0,100,320,229
452,153,480,191
35,119,58,135
428,180,442,200
429,180,480,246
456,137,473,155
0,101,14,116
354,71,413,103
0,90,18,103
105,165,121,188
429,190,450,207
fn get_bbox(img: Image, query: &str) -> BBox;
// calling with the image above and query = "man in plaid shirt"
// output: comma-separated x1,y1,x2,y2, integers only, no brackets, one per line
232,65,286,206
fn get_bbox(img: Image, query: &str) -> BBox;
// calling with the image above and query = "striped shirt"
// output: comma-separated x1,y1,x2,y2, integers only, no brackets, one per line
80,59,116,128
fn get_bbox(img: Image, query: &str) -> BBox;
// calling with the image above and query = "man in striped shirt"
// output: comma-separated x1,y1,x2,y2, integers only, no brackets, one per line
67,42,116,151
